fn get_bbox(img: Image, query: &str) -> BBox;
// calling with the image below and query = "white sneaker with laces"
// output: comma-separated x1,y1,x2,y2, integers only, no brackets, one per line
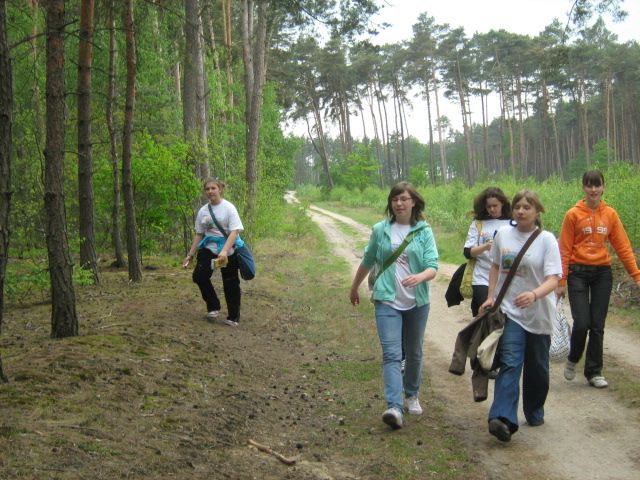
223,319,239,327
382,407,403,429
564,360,576,381
588,376,608,388
406,396,423,415
206,310,220,320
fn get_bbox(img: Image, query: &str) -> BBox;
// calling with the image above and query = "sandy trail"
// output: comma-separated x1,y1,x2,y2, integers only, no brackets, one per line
293,193,640,480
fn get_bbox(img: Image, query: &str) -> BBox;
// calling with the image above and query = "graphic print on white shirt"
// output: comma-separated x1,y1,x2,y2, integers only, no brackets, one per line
490,227,562,334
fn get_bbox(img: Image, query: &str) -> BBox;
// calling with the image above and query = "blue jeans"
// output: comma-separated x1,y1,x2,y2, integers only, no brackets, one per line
567,264,613,379
489,317,550,432
374,302,430,411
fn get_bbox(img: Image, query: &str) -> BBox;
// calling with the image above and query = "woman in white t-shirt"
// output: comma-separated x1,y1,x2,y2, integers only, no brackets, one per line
183,178,244,327
480,190,562,443
463,187,512,316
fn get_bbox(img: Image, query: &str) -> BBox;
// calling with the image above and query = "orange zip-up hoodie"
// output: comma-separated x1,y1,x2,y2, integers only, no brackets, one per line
558,199,640,286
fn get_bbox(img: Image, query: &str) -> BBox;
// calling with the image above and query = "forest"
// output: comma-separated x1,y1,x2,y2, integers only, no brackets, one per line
0,0,637,381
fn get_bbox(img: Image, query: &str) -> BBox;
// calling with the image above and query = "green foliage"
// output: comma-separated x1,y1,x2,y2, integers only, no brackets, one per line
331,144,379,191
93,133,198,255
4,257,98,307
299,163,640,255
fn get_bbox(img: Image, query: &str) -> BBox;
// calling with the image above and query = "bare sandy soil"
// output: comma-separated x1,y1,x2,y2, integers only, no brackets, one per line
302,198,640,480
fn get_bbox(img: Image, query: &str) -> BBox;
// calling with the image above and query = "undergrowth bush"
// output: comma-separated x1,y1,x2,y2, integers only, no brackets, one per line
295,163,640,246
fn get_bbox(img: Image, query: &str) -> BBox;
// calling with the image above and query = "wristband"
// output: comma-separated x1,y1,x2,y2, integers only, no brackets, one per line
531,291,537,301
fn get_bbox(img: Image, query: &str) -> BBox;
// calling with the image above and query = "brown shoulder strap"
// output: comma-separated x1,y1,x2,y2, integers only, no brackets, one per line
492,228,542,310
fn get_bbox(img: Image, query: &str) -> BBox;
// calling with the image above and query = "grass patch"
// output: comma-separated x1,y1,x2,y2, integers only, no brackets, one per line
312,201,463,264
269,206,481,479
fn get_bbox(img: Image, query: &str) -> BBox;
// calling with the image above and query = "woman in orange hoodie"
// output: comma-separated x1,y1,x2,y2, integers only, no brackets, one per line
556,170,640,388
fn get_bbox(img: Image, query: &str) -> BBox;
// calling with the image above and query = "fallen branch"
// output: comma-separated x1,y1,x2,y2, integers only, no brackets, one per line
247,439,296,465
98,323,125,330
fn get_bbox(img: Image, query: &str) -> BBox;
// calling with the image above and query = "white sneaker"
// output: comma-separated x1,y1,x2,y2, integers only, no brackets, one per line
206,310,220,320
588,376,608,388
382,407,403,429
406,396,423,415
564,360,576,381
223,319,239,327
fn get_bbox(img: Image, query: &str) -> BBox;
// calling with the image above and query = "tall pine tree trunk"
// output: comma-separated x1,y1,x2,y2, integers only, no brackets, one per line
44,0,78,338
432,71,447,184
106,0,125,267
122,0,141,282
184,0,209,179
0,0,12,381
241,0,269,236
77,0,99,282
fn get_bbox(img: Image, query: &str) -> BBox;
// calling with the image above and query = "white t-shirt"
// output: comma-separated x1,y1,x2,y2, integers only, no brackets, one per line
464,218,512,286
388,223,415,310
195,199,244,255
490,227,562,335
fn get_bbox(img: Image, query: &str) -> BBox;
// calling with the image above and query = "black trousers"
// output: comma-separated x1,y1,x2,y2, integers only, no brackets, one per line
192,248,241,321
567,264,612,379
471,284,489,317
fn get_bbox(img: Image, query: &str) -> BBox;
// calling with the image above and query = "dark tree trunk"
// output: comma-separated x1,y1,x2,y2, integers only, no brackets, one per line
241,0,269,238
183,0,209,179
122,0,141,282
77,0,99,282
106,0,125,267
44,0,78,338
0,0,13,381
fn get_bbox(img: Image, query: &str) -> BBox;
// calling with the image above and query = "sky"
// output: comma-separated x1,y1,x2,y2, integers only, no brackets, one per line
284,0,640,143
361,0,640,141
373,0,640,45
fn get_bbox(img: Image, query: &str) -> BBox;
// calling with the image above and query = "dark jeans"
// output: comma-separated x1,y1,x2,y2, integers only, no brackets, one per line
471,285,489,317
192,248,241,321
567,264,613,379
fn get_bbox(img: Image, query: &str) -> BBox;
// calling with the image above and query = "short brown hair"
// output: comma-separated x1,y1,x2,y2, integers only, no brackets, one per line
203,177,226,191
511,189,545,228
582,170,604,187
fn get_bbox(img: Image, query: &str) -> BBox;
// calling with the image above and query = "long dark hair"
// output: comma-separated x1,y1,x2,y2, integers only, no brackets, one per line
473,186,511,220
385,181,425,225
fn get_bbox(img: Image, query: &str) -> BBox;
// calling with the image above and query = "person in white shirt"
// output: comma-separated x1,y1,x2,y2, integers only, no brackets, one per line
481,190,562,442
183,178,244,327
463,187,512,316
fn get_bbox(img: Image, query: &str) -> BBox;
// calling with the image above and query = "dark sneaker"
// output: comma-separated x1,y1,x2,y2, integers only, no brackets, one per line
488,418,511,442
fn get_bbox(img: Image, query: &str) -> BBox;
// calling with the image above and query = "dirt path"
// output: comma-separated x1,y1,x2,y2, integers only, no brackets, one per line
295,194,640,480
